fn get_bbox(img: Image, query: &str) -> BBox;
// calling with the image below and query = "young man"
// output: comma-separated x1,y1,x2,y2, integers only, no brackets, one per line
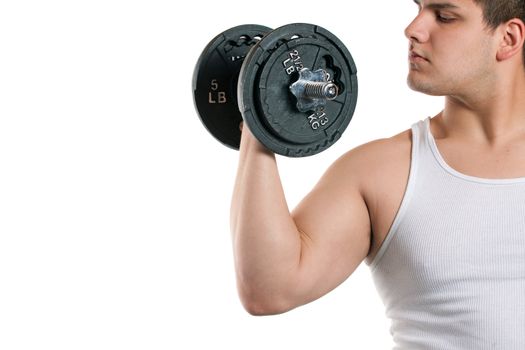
230,0,525,348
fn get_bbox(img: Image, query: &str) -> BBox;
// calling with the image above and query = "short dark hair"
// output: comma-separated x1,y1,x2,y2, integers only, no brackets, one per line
473,0,525,66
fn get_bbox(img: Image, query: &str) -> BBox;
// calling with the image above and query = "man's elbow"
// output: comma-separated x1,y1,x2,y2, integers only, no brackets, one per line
238,286,296,316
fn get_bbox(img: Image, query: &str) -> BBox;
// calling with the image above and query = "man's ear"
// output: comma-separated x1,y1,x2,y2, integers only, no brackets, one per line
496,18,525,61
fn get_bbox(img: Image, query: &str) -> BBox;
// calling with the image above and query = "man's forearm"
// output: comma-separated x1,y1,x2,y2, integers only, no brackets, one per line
230,129,303,315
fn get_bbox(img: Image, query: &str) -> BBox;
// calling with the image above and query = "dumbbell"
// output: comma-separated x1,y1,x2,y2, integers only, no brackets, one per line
192,23,358,157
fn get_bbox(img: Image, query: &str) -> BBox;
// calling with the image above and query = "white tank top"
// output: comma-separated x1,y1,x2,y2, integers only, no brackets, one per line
369,117,525,349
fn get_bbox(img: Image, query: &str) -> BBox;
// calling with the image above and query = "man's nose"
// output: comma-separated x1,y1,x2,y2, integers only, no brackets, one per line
404,13,430,44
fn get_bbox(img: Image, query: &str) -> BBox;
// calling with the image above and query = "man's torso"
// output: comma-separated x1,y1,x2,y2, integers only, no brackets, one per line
362,116,525,263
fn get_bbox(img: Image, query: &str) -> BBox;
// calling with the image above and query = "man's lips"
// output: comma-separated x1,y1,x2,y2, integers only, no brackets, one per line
409,51,429,63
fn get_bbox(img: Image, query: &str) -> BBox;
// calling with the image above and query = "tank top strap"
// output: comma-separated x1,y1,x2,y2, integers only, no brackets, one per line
410,116,434,170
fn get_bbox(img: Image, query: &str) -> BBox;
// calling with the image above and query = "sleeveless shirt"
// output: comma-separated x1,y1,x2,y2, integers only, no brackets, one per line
369,117,525,349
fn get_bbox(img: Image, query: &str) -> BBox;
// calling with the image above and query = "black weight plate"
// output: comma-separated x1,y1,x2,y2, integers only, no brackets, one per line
238,23,358,157
193,24,272,150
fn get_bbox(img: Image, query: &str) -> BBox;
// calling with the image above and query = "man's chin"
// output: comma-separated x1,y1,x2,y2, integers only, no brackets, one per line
407,78,443,96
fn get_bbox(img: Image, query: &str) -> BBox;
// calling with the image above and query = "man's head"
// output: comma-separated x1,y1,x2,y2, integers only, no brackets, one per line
405,0,525,97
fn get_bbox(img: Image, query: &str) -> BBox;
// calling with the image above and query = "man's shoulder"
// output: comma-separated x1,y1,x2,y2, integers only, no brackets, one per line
327,127,414,204
339,127,412,173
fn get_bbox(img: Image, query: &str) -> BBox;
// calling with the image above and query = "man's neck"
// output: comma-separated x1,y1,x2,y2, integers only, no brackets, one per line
438,70,525,147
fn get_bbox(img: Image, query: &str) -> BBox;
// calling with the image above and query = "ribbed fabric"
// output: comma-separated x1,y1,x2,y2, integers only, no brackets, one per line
369,117,525,349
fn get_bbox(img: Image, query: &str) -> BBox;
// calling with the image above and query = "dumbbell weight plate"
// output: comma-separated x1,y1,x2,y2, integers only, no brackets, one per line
192,25,272,150
238,23,358,157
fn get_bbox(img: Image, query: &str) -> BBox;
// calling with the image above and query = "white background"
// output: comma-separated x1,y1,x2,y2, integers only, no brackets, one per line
0,1,444,349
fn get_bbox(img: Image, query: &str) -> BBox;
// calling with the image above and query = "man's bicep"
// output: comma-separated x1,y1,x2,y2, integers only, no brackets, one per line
290,154,372,304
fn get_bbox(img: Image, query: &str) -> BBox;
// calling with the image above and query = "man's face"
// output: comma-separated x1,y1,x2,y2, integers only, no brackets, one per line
405,0,499,97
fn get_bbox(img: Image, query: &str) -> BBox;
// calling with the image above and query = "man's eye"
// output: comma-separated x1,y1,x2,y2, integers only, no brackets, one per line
437,13,455,23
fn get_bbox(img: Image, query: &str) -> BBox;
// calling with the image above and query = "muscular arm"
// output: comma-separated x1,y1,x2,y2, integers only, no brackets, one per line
230,127,372,315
